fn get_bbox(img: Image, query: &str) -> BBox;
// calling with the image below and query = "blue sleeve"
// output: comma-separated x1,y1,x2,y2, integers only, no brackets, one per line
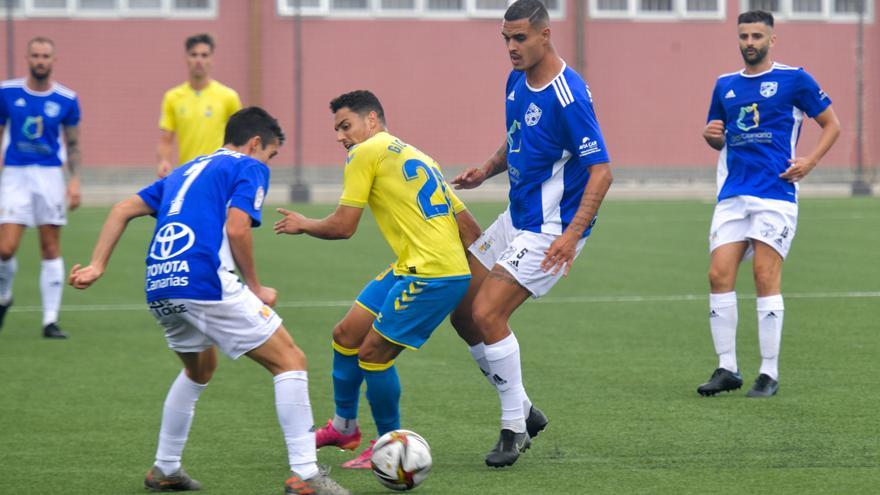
0,91,8,123
707,81,726,123
137,178,165,216
229,160,269,227
63,96,81,126
559,90,610,167
794,69,832,118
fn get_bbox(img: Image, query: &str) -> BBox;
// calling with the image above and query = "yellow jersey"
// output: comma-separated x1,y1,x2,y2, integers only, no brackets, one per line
159,80,242,165
339,131,469,278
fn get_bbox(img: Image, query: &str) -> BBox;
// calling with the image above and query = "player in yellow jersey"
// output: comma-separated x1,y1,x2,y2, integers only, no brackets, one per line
156,33,242,178
274,90,481,469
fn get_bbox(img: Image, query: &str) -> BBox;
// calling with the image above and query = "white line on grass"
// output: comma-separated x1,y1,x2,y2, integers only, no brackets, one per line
7,291,880,313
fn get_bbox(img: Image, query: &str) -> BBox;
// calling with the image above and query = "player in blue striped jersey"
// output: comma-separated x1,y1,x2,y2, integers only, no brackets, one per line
0,37,82,338
452,0,612,467
697,10,840,398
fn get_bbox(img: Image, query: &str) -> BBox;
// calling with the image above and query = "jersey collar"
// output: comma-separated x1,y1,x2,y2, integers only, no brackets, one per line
739,62,779,79
525,61,567,93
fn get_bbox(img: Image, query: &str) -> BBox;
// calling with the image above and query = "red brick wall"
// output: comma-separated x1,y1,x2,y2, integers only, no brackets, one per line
0,0,874,169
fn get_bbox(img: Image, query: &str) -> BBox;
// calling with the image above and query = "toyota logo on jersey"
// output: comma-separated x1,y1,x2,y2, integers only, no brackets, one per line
150,222,196,260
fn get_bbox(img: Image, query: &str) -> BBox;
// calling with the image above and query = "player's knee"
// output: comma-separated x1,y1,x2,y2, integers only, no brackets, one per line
752,269,780,293
450,308,481,344
0,245,14,260
708,265,734,289
472,302,504,333
186,367,215,385
332,322,360,349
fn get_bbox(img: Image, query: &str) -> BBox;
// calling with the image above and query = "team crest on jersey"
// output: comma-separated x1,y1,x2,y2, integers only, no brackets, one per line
254,186,265,209
507,120,522,153
524,103,542,127
150,222,196,260
760,81,778,98
736,103,760,132
44,101,61,118
205,105,213,117
22,116,43,139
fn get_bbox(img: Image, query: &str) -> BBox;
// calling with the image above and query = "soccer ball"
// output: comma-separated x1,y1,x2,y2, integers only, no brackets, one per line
370,429,432,491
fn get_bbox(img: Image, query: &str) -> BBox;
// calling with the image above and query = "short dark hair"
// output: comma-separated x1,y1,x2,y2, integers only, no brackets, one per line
329,90,386,124
224,107,285,148
27,36,55,52
738,10,774,27
504,0,549,27
185,33,214,52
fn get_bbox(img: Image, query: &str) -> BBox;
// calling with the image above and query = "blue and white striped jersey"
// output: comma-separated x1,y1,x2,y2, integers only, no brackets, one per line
504,64,609,237
137,149,270,302
707,62,832,203
0,79,80,167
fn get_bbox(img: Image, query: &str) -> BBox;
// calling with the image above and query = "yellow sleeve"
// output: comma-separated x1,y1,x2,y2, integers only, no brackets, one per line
159,91,175,131
338,146,377,208
227,89,242,117
447,186,467,214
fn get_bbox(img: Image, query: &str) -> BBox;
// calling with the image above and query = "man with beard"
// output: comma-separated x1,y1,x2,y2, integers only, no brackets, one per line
156,33,241,178
697,10,840,398
0,36,82,338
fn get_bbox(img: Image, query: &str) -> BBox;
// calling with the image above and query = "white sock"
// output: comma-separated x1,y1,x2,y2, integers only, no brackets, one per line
274,370,318,480
40,258,64,326
469,342,494,387
709,292,738,373
484,333,527,433
470,342,532,418
0,256,17,305
757,295,784,380
154,370,207,476
331,415,358,436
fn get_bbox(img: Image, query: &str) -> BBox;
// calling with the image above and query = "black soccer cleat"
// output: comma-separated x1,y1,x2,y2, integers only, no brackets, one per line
525,405,549,439
746,373,779,398
485,429,531,468
697,368,743,396
0,298,10,331
144,466,202,492
42,322,69,339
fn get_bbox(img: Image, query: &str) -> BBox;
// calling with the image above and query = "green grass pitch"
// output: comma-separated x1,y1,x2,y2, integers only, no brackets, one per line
0,198,877,494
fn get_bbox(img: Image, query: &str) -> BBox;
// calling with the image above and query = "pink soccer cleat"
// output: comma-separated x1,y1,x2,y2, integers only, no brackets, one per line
341,440,376,469
315,419,361,451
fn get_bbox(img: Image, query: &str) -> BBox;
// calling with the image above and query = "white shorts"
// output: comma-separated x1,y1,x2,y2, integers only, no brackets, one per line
149,272,282,359
468,209,587,298
0,165,67,227
709,195,798,260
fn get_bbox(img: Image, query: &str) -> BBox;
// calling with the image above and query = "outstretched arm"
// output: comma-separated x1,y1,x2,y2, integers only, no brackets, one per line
541,163,613,276
779,106,841,183
69,195,154,289
273,204,364,240
452,140,508,190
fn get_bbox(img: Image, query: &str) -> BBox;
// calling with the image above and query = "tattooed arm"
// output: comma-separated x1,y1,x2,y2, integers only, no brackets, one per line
64,126,82,210
540,163,612,276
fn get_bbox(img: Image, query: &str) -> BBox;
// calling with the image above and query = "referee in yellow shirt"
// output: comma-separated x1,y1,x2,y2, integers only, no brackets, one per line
156,33,242,178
